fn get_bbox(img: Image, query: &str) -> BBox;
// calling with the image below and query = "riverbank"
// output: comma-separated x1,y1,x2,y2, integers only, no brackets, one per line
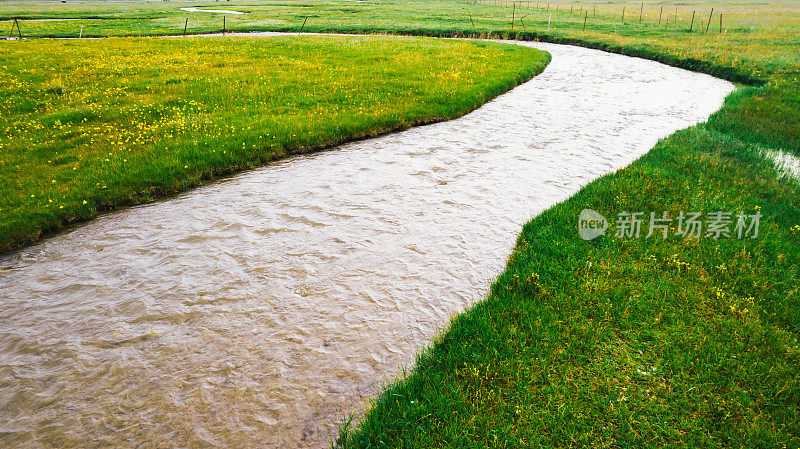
343,124,800,448
333,3,800,447
0,35,549,252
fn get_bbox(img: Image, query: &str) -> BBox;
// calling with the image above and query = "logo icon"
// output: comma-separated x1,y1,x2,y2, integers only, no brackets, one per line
578,209,608,241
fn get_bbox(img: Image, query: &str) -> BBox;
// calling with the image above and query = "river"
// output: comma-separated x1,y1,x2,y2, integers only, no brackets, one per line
0,38,734,448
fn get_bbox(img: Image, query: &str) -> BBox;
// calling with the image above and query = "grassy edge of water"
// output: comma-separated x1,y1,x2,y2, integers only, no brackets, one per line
318,28,800,449
0,38,551,254
340,120,800,447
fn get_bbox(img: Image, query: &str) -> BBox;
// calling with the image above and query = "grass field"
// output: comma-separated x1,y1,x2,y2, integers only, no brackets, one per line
1,0,799,446
0,35,548,252
1,0,798,83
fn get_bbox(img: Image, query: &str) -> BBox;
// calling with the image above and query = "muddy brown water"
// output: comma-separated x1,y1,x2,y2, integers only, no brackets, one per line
0,39,734,448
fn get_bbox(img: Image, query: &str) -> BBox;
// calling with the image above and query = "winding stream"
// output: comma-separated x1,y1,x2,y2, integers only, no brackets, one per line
0,39,734,448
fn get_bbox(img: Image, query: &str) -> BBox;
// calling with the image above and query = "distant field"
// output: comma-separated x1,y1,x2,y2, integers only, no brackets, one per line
0,35,549,251
2,1,798,84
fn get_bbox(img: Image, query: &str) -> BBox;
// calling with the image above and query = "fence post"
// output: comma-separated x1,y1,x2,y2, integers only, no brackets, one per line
658,6,663,25
183,17,188,36
621,6,625,22
583,10,587,30
639,2,643,22
689,10,695,31
705,8,713,33
719,13,723,33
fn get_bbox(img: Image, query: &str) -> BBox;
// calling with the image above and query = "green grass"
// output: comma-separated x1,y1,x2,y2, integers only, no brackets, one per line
0,35,549,252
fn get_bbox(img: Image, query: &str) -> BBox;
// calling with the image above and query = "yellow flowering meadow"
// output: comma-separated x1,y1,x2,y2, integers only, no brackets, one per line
0,35,548,251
